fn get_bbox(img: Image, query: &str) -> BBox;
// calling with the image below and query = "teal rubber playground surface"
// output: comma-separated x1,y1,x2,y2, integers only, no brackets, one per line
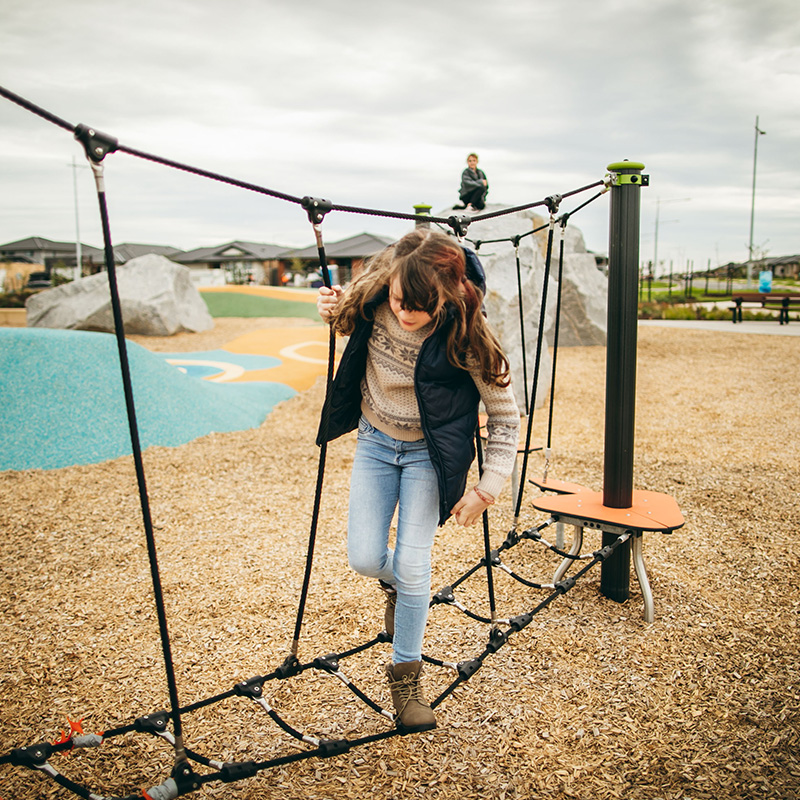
0,327,297,471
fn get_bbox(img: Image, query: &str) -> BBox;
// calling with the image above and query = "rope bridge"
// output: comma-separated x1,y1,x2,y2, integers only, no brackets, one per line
0,84,664,800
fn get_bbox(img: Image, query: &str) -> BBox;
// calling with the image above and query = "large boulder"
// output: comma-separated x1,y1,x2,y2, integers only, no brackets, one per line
26,254,214,336
547,225,608,347
440,204,607,411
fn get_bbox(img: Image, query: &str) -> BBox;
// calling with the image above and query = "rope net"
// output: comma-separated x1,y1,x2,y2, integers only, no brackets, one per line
0,85,614,800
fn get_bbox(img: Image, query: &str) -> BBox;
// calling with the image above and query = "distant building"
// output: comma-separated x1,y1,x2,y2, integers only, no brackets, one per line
173,241,290,285
0,236,183,275
282,232,396,285
0,232,397,288
112,243,184,263
0,236,103,272
763,254,800,279
716,255,799,281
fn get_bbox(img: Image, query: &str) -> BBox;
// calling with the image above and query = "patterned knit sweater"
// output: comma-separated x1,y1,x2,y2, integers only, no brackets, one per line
360,303,520,500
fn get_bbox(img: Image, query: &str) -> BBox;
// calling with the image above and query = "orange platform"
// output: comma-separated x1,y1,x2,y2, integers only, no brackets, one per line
532,488,684,533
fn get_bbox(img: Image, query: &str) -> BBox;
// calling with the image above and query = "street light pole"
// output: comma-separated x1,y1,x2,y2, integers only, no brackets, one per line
68,156,88,281
652,197,690,280
747,115,766,288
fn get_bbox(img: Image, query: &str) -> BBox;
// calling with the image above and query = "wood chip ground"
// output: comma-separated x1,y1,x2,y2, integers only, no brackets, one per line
1,320,798,800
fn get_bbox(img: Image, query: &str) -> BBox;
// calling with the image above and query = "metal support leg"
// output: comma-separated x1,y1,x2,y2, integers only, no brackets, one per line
631,533,654,623
553,525,583,583
511,454,520,509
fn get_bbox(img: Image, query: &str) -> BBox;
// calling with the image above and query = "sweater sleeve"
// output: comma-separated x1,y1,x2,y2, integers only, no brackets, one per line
470,372,520,500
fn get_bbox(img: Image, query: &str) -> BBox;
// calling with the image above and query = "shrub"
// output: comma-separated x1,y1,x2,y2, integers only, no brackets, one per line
0,290,37,308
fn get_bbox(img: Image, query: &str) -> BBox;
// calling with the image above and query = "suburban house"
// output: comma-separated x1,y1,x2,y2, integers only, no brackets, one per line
0,236,105,272
172,241,291,285
281,232,396,285
0,236,183,274
763,254,800,279
110,243,184,263
1,231,398,290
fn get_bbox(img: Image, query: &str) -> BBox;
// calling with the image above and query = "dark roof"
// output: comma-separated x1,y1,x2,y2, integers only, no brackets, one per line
721,255,800,270
173,241,291,264
0,236,103,258
764,254,800,267
114,243,184,262
284,232,395,260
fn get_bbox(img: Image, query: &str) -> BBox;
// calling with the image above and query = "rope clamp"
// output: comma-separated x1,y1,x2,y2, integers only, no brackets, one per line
10,742,53,768
545,194,562,214
301,196,332,224
447,214,471,237
134,711,170,735
555,576,576,594
607,171,650,187
432,585,455,605
318,738,351,758
313,653,340,673
74,123,118,163
486,628,508,653
220,760,259,783
172,759,200,794
509,612,533,631
502,528,521,549
276,654,301,679
233,676,265,700
457,658,481,681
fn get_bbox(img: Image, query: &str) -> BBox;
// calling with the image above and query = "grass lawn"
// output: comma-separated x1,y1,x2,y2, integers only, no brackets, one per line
201,291,321,320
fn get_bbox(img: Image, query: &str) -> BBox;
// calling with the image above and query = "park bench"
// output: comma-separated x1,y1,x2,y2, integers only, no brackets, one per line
729,293,799,324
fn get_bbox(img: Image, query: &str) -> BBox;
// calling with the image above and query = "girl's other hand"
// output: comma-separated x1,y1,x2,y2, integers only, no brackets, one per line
451,488,493,527
317,285,343,321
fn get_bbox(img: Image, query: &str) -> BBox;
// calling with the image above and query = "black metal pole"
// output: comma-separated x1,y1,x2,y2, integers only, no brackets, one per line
601,160,646,603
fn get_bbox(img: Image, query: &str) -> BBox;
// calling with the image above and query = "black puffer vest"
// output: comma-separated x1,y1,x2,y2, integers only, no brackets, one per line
316,287,480,525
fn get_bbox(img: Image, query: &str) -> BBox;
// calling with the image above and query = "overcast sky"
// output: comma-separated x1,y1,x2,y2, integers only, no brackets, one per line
1,0,798,272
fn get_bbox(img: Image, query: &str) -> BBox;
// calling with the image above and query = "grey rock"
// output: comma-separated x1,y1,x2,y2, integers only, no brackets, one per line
438,203,607,411
26,254,214,336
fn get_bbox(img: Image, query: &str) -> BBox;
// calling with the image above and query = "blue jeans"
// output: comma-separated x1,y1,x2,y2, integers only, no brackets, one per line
348,416,440,664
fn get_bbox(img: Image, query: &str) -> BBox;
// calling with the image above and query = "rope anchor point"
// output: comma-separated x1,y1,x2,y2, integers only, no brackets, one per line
301,196,333,224
73,123,118,163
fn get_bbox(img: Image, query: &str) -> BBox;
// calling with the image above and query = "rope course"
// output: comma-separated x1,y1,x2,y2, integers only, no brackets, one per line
1,84,646,800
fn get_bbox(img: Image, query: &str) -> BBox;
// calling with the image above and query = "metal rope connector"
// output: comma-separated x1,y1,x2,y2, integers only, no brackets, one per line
545,194,562,214
447,214,471,237
301,196,332,224
134,711,170,736
74,123,118,163
233,676,265,700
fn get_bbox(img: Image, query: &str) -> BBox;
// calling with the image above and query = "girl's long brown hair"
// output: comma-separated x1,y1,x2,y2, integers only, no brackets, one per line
331,229,510,387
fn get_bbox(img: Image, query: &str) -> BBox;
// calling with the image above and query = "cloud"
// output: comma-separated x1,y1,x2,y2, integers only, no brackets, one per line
1,0,798,262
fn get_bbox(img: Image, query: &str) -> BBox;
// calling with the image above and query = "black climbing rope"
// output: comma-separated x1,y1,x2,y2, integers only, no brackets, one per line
512,196,561,524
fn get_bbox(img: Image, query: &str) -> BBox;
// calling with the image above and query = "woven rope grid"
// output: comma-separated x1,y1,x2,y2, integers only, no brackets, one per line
1,84,620,800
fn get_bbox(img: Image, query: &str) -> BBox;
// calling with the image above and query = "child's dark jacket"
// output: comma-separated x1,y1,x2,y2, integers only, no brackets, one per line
316,287,482,525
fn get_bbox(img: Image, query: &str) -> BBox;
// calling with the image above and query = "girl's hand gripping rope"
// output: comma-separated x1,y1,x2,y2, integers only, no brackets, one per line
317,285,343,322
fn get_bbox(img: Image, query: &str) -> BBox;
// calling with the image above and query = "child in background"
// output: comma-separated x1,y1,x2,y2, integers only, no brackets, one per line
316,229,519,732
454,152,489,211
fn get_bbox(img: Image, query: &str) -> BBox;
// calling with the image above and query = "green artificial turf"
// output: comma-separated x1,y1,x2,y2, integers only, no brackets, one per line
201,291,321,320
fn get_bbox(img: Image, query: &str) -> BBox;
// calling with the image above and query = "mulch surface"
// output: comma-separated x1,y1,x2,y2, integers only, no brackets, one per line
1,321,798,800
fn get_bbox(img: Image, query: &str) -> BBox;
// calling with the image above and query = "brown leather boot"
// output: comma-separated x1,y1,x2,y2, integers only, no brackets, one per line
379,580,396,637
385,661,437,732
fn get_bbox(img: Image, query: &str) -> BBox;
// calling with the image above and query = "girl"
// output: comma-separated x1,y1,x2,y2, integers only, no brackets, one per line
316,228,519,732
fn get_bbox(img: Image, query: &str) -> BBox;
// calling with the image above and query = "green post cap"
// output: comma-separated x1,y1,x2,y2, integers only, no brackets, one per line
414,203,432,214
607,160,645,171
